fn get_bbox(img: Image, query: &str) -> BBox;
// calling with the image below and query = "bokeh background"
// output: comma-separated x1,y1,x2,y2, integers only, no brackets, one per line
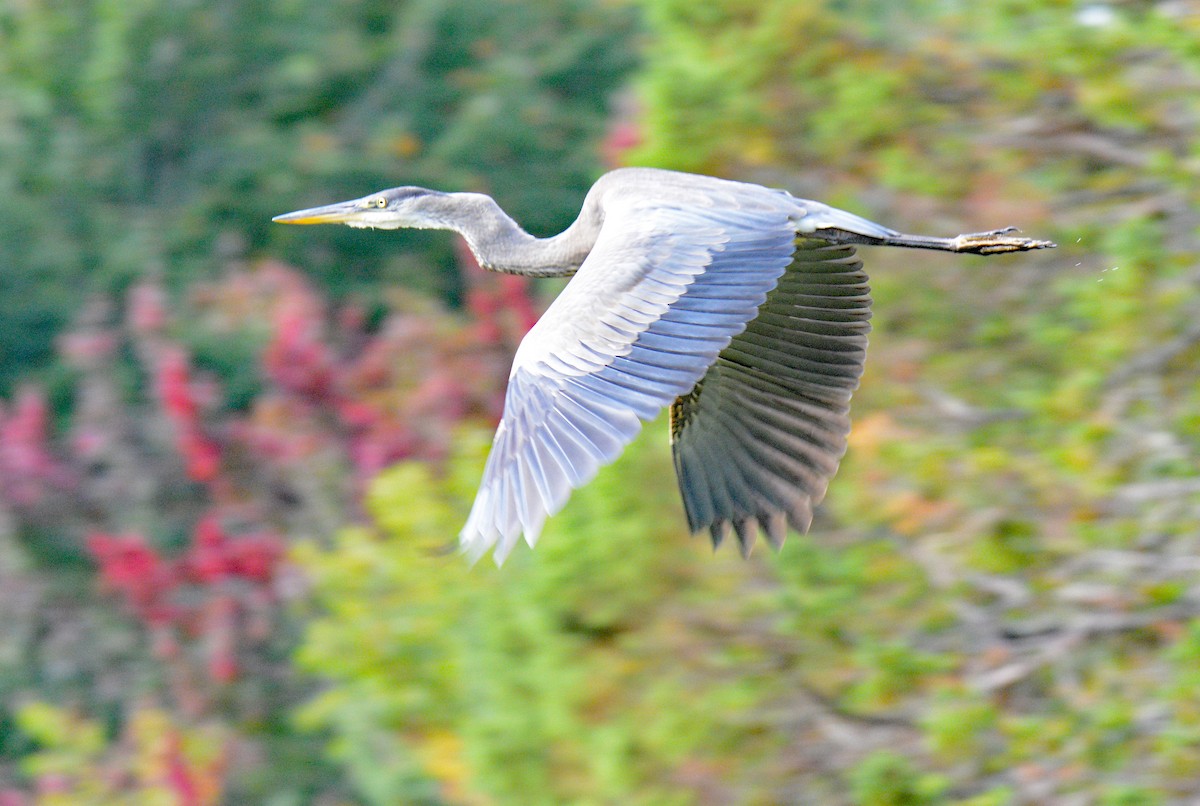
1,0,1199,803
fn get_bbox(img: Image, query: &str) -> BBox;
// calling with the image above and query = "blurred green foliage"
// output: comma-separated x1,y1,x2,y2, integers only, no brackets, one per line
297,428,763,803
0,0,635,389
15,703,226,804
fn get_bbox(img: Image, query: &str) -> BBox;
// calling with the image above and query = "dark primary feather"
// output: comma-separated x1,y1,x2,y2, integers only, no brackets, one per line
669,238,870,557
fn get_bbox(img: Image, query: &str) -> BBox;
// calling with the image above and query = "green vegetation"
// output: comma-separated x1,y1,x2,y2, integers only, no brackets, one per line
1,0,1199,802
0,0,635,388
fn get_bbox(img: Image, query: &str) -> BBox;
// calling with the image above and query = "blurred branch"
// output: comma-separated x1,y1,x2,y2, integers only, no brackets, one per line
966,573,1032,608
917,386,1028,429
972,605,1200,693
1059,548,1200,575
1105,319,1200,389
984,116,1156,169
1108,477,1200,510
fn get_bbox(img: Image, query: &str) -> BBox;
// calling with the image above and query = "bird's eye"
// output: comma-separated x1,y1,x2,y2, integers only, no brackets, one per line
372,197,387,208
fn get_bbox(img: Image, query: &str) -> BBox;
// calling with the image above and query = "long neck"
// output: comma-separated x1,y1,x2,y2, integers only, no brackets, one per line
443,193,601,278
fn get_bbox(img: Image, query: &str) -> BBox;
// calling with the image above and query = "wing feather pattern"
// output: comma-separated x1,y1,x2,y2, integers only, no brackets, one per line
669,239,871,556
460,187,799,562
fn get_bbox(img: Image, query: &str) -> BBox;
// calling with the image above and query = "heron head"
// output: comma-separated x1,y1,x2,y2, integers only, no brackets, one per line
272,186,448,230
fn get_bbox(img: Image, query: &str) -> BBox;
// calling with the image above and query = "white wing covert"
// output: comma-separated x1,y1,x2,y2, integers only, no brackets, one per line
461,191,799,563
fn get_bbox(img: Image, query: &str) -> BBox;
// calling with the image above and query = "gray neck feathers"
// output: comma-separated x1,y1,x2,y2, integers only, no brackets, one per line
441,193,600,278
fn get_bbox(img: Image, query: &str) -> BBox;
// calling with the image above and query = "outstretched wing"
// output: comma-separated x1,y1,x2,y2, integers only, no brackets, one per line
669,238,871,556
460,185,799,563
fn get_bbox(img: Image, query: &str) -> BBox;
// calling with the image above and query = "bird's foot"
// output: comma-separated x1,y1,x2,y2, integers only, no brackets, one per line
816,225,1057,255
952,227,1057,255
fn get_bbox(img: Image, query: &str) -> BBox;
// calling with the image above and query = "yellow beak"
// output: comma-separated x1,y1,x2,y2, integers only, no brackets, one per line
272,200,362,225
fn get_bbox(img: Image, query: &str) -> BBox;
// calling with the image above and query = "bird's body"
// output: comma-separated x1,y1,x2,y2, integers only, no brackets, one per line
275,168,1053,563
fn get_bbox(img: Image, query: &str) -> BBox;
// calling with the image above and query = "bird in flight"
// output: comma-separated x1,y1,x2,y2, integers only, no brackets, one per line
275,168,1053,563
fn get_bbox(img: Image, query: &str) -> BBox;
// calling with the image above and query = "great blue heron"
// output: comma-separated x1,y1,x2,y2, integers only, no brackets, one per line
275,167,1053,563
